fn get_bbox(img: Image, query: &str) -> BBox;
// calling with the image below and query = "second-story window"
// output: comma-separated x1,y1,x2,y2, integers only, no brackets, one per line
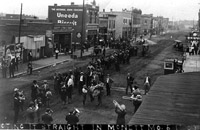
89,11,92,23
113,20,115,28
94,11,98,23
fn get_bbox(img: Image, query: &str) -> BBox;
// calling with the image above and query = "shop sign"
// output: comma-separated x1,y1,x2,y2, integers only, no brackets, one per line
88,30,97,35
48,6,83,27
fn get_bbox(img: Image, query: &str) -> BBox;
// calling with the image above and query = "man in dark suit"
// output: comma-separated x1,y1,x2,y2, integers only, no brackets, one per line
14,56,18,71
126,73,134,95
28,51,32,62
105,74,113,96
41,108,53,124
13,88,20,124
79,72,85,95
9,59,15,78
31,80,39,101
65,110,79,124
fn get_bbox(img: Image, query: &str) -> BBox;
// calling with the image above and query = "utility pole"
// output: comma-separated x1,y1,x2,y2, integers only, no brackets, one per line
18,3,22,60
81,0,85,57
130,7,133,39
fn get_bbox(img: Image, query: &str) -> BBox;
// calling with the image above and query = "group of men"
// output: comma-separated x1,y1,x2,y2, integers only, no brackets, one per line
13,80,54,124
12,38,153,125
1,56,18,78
187,41,200,55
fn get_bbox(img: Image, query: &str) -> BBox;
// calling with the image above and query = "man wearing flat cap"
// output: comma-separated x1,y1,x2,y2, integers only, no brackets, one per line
39,80,50,106
79,72,85,95
31,80,39,101
41,108,53,124
65,109,79,124
13,88,20,124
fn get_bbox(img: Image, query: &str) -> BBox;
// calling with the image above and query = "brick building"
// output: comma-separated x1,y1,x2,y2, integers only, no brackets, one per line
141,14,153,35
131,8,142,39
99,10,116,42
48,2,99,52
99,8,142,40
0,14,54,61
152,16,169,35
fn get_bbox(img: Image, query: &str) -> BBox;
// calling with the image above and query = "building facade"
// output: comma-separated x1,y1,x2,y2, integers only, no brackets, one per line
48,2,99,52
99,10,116,42
152,16,169,35
99,8,142,41
0,14,54,61
141,14,153,35
132,8,142,39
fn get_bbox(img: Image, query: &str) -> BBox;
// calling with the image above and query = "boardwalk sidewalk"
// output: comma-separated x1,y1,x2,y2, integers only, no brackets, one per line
0,47,94,78
183,53,200,72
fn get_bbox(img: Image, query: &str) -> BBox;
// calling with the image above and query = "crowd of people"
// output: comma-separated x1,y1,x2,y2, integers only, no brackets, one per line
1,56,19,78
12,39,151,125
186,40,200,55
1,50,33,78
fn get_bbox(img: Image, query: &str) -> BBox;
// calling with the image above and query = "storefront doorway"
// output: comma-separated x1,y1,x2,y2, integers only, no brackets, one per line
54,33,72,53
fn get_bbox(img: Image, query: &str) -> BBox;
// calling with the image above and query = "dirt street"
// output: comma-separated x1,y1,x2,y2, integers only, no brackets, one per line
0,31,187,124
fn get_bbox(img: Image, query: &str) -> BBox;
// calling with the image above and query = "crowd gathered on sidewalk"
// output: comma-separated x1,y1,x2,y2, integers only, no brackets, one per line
1,50,33,78
186,40,200,55
12,38,150,125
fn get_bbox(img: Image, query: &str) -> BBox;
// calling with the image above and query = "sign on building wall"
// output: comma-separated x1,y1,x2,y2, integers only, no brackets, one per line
48,6,83,27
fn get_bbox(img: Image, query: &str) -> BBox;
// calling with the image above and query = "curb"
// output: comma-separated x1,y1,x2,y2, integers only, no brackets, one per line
14,59,70,77
14,51,94,77
12,48,96,77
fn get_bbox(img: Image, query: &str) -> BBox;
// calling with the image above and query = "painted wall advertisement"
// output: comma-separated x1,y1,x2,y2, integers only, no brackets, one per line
48,6,83,27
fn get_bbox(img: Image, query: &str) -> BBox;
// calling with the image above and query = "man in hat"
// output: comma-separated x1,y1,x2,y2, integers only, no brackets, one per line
39,80,50,106
65,109,79,124
133,95,142,113
9,59,15,78
53,73,59,94
13,88,20,124
31,80,39,101
132,82,141,97
79,72,85,95
126,73,134,95
60,83,67,106
82,85,88,105
26,101,38,123
27,62,32,75
2,56,7,78
115,104,126,125
41,108,53,124
14,56,18,71
55,48,59,59
67,75,74,104
105,74,113,96
28,50,32,62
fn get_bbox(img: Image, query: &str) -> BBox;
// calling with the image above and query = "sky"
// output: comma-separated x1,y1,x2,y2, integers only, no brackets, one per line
0,0,199,21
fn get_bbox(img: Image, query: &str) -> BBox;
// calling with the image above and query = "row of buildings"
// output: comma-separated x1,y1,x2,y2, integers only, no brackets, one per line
0,1,169,61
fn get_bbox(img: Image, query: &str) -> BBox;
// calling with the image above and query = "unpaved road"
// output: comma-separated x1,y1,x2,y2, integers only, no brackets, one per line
0,31,187,124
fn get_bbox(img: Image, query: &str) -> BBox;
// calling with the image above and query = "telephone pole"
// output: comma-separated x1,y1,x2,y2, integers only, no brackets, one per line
80,0,85,57
18,3,22,59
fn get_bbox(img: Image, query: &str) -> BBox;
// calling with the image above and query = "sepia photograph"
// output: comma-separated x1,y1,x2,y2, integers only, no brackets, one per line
0,0,200,129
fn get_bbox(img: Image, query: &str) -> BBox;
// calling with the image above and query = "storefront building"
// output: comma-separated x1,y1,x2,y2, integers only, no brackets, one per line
100,8,142,41
141,14,153,35
48,2,99,52
99,11,116,43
